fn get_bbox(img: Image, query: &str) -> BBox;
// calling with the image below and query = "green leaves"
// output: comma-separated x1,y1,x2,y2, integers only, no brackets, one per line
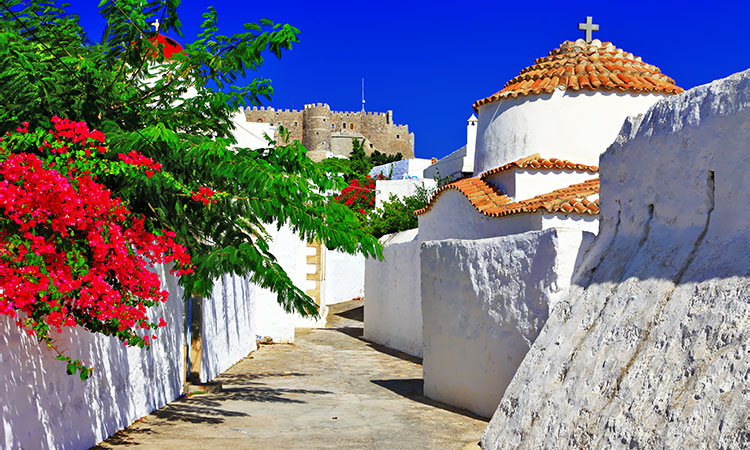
1,0,379,325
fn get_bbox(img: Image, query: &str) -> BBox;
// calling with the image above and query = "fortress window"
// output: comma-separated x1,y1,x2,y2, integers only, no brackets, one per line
396,134,400,139
343,122,347,129
331,124,335,129
369,143,373,148
294,121,298,126
350,123,355,130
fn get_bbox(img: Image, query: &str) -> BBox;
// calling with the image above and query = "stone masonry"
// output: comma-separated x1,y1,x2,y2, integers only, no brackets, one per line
244,103,415,162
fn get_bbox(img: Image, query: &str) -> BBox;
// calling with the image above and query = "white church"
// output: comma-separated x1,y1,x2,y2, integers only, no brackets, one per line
365,21,686,418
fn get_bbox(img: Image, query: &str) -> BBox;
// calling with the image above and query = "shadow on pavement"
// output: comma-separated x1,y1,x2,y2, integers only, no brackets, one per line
333,305,363,322
371,378,489,422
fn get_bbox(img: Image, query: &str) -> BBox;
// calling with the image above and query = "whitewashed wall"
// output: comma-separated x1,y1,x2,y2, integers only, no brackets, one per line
200,273,257,382
485,169,597,202
232,109,276,149
0,264,185,450
324,250,365,305
364,229,422,357
250,223,319,342
418,190,540,241
420,229,591,418
474,90,666,173
482,69,750,449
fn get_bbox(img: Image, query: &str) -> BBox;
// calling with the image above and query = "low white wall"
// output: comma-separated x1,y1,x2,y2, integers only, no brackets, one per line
420,228,590,418
0,264,185,450
364,229,423,357
418,190,541,241
251,223,318,342
324,250,365,305
200,273,258,382
375,179,437,209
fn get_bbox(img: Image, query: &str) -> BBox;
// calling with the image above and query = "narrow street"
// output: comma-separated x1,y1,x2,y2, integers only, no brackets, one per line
94,300,487,449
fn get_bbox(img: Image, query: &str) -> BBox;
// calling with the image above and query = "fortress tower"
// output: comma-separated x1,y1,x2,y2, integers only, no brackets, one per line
301,103,333,161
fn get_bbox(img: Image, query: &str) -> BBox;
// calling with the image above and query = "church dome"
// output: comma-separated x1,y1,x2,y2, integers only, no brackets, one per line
473,39,682,111
144,34,184,59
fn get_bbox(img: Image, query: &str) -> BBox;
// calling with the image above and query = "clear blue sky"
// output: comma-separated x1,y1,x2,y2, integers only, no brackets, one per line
70,1,750,160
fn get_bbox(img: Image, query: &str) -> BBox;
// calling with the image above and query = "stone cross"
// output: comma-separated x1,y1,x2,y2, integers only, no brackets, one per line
151,18,160,32
578,16,599,42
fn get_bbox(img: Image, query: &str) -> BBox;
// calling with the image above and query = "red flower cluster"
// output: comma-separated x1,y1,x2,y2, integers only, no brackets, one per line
118,149,163,178
334,176,377,215
191,186,219,205
0,120,192,367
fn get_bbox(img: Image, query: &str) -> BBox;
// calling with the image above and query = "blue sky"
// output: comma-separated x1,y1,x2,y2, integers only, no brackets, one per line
70,1,750,160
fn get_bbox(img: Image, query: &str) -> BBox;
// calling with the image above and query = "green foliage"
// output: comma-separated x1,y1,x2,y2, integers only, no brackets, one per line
0,0,381,317
365,184,435,238
346,138,370,180
368,149,402,167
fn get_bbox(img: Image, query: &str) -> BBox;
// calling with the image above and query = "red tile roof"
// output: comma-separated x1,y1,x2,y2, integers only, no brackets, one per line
479,154,598,178
414,175,600,218
473,39,683,112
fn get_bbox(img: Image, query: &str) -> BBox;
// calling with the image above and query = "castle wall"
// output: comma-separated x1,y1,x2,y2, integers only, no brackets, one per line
244,104,414,159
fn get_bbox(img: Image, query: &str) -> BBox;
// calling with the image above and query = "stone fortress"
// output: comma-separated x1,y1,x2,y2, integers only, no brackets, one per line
243,103,414,162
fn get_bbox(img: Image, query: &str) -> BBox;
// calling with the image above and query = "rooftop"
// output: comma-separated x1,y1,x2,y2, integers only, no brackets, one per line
473,39,683,111
415,155,600,217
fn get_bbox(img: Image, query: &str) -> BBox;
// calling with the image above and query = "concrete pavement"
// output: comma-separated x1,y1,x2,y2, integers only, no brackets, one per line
94,300,487,449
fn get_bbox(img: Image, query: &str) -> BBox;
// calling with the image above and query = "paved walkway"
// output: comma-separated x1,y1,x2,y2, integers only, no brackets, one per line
95,300,487,449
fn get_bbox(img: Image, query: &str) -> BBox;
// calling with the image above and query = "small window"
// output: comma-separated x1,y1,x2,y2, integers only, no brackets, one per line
294,121,298,126
350,123,355,130
369,143,373,148
343,122,347,129
331,124,335,129
396,134,400,139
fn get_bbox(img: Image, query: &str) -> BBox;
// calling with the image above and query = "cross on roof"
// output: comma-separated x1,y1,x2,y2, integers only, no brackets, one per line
151,19,160,32
578,16,599,42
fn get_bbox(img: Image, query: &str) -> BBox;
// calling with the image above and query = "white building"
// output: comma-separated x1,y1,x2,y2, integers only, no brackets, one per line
422,114,478,181
365,36,685,418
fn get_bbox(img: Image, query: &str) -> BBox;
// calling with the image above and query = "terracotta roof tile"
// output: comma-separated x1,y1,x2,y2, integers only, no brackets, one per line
473,39,683,112
478,153,598,178
415,176,600,218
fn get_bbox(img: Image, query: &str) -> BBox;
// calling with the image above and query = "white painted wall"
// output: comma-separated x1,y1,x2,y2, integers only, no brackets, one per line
420,228,591,418
324,250,365,304
422,146,466,181
474,90,667,173
482,69,750,449
418,190,541,241
486,169,597,202
200,273,257,382
375,179,437,209
232,109,276,149
0,264,185,450
465,114,478,173
251,223,321,343
364,229,423,357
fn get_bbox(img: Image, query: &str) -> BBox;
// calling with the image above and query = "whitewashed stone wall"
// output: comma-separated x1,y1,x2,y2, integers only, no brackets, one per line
482,69,750,449
324,250,364,305
364,229,422,357
200,273,258,382
420,228,590,418
0,264,185,450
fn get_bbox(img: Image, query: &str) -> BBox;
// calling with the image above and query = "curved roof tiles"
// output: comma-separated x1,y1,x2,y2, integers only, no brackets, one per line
473,39,683,111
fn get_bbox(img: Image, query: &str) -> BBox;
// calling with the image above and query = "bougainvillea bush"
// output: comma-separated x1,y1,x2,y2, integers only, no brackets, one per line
0,118,192,378
334,176,378,215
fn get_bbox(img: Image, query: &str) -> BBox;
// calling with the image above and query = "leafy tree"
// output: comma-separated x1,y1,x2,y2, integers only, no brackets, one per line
368,149,402,167
346,138,371,180
0,0,380,323
365,184,435,238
